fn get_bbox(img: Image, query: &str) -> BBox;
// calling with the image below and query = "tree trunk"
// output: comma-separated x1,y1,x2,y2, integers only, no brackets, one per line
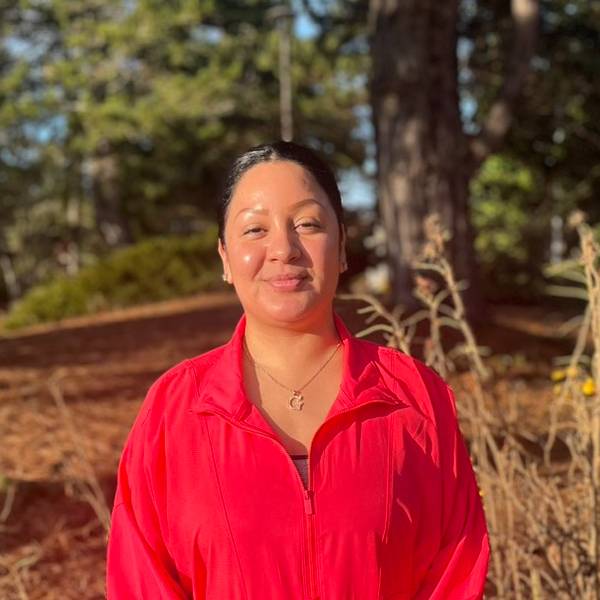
0,253,20,303
369,0,539,321
369,0,483,318
86,140,132,248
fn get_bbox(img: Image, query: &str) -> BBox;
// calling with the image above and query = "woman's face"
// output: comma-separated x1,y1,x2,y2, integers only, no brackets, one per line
218,160,346,329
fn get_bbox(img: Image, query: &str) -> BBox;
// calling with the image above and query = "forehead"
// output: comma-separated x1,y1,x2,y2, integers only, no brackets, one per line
230,160,328,207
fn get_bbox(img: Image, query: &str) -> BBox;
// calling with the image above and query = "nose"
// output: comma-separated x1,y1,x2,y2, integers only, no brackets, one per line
267,226,301,263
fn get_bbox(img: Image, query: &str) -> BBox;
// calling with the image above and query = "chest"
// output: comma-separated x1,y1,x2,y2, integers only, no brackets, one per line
243,354,343,455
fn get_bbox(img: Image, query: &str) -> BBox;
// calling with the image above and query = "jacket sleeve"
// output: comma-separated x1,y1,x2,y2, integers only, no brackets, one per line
413,381,490,600
106,373,190,599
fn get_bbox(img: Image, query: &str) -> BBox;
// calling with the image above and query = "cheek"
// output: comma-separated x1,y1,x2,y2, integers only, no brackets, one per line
303,239,340,283
230,243,264,275
314,236,340,265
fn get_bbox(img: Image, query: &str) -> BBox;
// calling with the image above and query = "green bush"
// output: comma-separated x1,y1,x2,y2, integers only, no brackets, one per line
470,154,547,302
4,227,222,330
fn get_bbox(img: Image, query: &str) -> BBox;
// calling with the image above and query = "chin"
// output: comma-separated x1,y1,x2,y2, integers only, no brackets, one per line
263,304,314,324
257,295,327,327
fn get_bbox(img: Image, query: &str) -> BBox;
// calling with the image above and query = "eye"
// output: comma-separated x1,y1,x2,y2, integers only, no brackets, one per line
295,220,322,231
243,226,266,236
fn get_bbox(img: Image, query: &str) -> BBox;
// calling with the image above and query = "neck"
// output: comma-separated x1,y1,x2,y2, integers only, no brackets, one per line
243,311,340,372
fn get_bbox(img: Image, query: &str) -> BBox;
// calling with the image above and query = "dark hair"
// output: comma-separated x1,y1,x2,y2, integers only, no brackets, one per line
217,141,344,243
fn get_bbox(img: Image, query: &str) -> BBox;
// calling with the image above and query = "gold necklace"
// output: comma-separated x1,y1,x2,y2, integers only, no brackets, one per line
243,338,342,411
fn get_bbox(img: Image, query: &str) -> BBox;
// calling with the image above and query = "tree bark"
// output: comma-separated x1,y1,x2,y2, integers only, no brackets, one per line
0,253,20,303
369,0,539,320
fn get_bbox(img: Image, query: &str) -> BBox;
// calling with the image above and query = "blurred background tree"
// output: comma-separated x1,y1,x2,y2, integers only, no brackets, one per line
465,0,600,301
0,0,598,323
302,0,598,312
0,0,365,310
304,0,540,315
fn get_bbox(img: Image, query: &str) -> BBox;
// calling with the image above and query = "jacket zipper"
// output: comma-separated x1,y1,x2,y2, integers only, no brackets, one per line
304,473,318,599
194,399,400,599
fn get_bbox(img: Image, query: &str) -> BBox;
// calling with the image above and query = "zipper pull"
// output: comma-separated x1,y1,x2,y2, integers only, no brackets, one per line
304,489,314,515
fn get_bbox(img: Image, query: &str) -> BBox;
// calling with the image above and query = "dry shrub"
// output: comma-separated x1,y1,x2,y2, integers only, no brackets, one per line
341,211,600,599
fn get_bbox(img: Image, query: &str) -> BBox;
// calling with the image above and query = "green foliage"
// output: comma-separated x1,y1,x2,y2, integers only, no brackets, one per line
460,1,600,302
4,227,221,330
2,0,599,310
0,0,365,306
470,154,547,300
472,155,534,263
465,0,600,225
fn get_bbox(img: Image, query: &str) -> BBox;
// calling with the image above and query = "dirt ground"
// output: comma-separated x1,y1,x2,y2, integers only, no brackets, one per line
0,291,579,599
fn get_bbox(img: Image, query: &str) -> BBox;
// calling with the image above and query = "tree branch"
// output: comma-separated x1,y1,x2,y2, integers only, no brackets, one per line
470,0,540,166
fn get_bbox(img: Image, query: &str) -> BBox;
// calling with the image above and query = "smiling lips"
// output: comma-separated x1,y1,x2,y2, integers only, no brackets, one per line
266,274,308,291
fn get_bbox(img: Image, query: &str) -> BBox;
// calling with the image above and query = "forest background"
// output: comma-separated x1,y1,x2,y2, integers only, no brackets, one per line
1,0,598,323
1,0,600,598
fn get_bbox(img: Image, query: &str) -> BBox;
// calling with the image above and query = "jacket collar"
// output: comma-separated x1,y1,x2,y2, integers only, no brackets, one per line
191,312,408,424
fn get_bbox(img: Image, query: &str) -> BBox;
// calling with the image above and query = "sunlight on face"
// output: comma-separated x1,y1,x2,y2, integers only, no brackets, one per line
218,160,346,328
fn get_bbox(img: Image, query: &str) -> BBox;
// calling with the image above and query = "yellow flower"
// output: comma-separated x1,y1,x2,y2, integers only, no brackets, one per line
566,366,579,378
553,383,563,395
582,378,596,397
551,369,566,382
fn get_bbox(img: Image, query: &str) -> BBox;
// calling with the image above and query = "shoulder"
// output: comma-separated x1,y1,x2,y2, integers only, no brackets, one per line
185,342,228,382
119,343,227,469
352,336,457,424
131,343,228,435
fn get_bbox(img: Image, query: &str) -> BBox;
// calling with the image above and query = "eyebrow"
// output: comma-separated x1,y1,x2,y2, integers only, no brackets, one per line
233,197,326,220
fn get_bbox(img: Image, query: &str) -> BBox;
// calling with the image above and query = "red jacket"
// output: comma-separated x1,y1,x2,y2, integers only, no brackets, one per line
107,313,489,599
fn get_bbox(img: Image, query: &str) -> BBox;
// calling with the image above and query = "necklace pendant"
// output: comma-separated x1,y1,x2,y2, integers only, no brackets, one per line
288,390,304,411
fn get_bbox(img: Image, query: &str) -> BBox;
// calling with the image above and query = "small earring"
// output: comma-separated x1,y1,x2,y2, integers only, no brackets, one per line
222,273,228,282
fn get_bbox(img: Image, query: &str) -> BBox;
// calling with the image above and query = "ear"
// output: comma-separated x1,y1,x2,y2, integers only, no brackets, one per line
339,226,348,273
218,238,232,284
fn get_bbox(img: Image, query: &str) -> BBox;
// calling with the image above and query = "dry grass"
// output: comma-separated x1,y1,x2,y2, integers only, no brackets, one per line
0,374,112,600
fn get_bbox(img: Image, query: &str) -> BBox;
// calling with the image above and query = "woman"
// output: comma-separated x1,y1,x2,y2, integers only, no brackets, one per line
106,141,490,599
